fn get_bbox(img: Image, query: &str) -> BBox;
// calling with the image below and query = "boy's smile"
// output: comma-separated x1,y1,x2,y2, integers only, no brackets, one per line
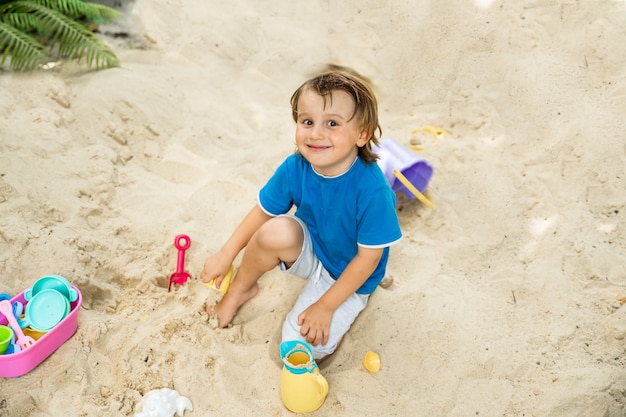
295,88,368,177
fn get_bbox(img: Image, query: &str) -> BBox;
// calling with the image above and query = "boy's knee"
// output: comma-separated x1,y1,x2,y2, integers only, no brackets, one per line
256,216,303,249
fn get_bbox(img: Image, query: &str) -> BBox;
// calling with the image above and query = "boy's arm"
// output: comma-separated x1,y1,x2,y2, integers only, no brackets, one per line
297,246,383,347
221,204,272,259
201,204,272,285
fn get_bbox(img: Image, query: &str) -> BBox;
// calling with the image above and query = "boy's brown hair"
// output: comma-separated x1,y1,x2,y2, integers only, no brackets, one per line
290,65,382,163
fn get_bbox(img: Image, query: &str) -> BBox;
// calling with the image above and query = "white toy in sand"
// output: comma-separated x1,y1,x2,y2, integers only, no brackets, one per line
134,388,193,417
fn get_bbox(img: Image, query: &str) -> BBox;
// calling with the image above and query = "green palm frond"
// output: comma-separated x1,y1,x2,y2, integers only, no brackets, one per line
0,20,44,70
32,0,123,24
0,0,121,71
0,3,39,31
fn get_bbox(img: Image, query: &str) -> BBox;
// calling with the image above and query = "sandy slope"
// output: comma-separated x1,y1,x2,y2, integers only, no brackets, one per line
1,1,626,416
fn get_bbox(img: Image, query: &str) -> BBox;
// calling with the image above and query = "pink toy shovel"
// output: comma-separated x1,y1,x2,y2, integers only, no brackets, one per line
0,300,35,349
168,234,192,292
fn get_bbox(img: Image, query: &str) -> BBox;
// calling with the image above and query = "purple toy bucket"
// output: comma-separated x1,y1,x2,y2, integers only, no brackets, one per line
373,138,433,198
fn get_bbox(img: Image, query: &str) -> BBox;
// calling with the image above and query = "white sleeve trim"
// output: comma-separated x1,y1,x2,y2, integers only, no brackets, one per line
257,194,278,217
357,236,403,249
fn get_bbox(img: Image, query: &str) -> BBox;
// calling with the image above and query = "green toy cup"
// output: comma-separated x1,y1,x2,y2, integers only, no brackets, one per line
0,325,13,354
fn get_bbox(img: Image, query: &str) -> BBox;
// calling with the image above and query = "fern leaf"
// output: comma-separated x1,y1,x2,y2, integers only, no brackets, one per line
0,0,121,71
1,5,40,32
1,2,54,36
0,20,45,70
32,0,123,24
4,1,119,69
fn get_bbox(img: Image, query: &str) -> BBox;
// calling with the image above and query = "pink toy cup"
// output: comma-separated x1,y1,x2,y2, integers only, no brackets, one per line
373,138,433,198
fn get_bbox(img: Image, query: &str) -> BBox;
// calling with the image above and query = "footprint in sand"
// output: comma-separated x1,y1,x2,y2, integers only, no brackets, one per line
84,207,104,229
0,178,19,203
75,278,114,311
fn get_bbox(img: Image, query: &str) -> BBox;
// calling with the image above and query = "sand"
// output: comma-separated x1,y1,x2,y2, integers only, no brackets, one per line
1,0,626,416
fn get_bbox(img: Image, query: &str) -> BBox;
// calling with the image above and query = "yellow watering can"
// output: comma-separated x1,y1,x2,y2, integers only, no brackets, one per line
280,340,328,413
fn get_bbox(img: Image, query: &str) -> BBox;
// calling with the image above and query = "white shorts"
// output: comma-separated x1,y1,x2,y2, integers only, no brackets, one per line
279,215,369,360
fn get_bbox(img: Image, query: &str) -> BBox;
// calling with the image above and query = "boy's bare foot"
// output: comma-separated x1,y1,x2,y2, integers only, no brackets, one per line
206,283,259,328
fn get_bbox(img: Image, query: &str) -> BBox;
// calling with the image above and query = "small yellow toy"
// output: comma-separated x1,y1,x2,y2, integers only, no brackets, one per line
204,264,234,293
411,125,448,141
410,125,448,151
362,351,381,373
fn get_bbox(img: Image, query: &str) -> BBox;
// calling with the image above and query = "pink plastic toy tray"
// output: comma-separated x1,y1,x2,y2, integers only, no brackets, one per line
0,286,81,378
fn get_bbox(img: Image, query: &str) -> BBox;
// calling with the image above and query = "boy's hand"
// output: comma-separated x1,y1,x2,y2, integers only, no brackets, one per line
297,302,333,346
200,251,233,289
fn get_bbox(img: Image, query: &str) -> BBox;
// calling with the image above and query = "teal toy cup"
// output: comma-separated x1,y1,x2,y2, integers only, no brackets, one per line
24,275,78,303
18,289,70,332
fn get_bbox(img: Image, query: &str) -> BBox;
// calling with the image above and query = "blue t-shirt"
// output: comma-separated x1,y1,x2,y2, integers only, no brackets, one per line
258,153,402,294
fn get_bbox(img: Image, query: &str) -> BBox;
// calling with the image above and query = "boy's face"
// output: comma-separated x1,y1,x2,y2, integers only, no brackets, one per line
294,88,368,177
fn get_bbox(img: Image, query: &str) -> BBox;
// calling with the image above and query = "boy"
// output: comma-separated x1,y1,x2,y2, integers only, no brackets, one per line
201,66,402,360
